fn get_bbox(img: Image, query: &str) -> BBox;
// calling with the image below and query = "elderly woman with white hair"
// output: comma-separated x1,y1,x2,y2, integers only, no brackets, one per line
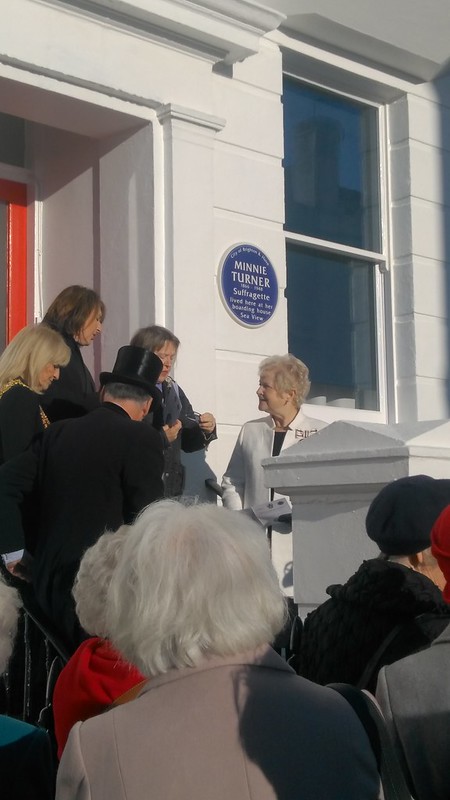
52,526,145,759
56,501,380,800
221,354,327,594
0,575,54,799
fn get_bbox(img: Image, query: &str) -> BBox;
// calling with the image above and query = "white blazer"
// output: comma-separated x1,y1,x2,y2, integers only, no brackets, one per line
221,409,328,594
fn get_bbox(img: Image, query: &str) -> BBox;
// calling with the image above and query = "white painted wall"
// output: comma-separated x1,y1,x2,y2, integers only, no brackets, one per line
209,41,287,484
29,125,97,303
98,124,158,372
389,77,450,423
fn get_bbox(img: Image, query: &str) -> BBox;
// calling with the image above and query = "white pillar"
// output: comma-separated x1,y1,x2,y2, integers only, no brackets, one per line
156,103,225,497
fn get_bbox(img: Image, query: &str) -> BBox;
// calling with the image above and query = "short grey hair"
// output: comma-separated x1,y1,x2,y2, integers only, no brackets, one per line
259,354,311,409
72,526,130,638
106,501,287,677
0,575,21,674
103,382,151,403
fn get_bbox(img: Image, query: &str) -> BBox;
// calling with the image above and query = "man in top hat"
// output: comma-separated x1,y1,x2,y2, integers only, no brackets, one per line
0,346,165,651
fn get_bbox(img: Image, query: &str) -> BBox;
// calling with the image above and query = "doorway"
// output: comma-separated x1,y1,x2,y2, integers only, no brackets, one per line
0,179,27,350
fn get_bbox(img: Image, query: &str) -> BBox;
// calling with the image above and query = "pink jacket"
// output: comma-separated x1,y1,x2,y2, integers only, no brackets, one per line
56,645,379,800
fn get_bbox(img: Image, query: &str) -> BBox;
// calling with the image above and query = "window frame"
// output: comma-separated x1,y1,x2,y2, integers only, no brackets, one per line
283,72,391,423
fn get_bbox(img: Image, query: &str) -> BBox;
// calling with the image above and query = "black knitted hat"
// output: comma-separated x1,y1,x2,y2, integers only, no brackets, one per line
366,474,450,555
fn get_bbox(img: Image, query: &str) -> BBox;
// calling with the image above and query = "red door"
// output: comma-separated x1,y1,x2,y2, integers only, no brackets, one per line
0,179,27,349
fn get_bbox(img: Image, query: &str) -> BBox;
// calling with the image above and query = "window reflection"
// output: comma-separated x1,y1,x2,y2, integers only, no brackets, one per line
283,79,380,251
286,244,378,410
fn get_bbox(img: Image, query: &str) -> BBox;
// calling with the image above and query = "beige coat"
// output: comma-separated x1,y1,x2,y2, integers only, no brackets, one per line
56,645,379,800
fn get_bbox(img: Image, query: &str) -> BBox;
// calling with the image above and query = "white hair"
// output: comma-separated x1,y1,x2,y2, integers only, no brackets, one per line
259,354,311,409
106,501,287,677
72,526,130,638
0,575,21,674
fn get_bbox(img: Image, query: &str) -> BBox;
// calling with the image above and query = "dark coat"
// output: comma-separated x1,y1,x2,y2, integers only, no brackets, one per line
297,558,450,692
34,402,164,647
0,382,46,463
42,332,99,421
0,715,54,800
149,379,217,497
0,403,164,649
0,383,49,562
377,622,450,800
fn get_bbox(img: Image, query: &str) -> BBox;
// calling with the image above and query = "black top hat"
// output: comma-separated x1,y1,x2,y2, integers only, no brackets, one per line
100,346,163,404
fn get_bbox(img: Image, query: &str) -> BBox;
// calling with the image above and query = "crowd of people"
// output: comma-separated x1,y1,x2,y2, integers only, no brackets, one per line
1,284,450,799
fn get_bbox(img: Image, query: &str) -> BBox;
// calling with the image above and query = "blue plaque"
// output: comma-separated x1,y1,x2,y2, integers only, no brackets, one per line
218,244,278,327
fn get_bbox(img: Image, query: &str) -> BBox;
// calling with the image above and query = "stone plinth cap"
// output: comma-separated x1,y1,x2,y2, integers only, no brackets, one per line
262,419,450,493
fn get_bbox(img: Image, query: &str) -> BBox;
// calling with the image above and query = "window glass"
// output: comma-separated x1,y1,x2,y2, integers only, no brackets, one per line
286,243,378,411
283,78,380,251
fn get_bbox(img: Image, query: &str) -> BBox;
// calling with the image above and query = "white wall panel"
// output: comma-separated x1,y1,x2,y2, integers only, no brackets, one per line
415,315,449,378
214,148,284,222
416,378,450,420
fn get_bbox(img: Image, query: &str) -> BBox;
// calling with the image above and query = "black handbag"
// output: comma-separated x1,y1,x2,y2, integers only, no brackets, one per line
329,682,413,800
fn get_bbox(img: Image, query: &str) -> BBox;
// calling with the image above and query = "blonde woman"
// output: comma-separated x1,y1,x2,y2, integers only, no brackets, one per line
0,324,70,463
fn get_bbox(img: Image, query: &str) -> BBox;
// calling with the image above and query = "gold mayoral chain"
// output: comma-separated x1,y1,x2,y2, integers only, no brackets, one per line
0,377,51,429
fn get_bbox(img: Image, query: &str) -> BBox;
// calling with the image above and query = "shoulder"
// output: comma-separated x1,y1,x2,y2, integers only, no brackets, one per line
171,381,185,399
237,416,273,445
0,715,49,747
294,410,328,431
0,383,38,408
387,622,450,679
377,645,434,710
241,416,273,432
138,422,164,449
302,596,340,639
111,412,164,455
69,702,114,748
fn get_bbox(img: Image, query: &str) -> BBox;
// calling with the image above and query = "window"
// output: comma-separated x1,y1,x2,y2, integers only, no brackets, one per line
283,77,385,412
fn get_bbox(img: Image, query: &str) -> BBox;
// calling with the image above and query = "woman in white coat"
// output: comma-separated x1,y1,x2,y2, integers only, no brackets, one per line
221,354,327,595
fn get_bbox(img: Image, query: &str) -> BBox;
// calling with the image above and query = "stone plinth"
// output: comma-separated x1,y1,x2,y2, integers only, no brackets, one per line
262,419,450,616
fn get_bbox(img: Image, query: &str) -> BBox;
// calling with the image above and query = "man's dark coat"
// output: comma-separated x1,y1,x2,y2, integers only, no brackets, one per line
0,402,164,649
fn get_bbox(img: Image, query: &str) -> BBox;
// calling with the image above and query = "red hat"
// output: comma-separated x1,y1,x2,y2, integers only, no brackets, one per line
431,504,450,603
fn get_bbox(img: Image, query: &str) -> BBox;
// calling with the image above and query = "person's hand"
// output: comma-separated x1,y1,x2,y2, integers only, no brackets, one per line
162,420,182,443
6,559,32,582
199,412,216,434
